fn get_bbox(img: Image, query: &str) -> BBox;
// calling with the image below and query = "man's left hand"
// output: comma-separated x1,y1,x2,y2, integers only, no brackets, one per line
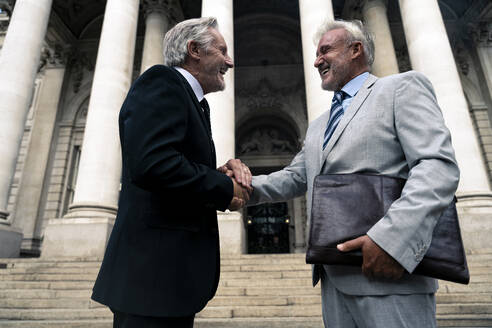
337,235,405,280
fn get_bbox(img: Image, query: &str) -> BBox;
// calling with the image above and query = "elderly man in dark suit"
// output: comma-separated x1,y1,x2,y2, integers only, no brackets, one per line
91,17,251,328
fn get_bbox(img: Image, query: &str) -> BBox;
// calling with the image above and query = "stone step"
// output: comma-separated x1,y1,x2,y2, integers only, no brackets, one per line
2,262,102,269
0,267,100,275
0,289,92,299
437,303,492,315
0,308,112,320
208,295,321,307
229,264,312,272
215,286,321,297
436,314,492,327
0,273,97,281
0,318,322,328
221,258,307,266
222,278,312,288
439,283,492,294
198,305,323,318
0,298,95,309
436,293,492,304
0,316,491,328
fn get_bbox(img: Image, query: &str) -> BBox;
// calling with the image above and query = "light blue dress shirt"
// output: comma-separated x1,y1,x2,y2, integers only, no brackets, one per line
339,71,369,110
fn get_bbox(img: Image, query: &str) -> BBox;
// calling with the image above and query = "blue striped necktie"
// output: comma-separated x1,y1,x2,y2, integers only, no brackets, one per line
323,91,346,150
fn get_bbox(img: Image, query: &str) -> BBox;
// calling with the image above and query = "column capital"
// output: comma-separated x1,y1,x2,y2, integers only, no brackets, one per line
142,0,182,23
38,43,70,72
362,0,389,9
468,21,492,47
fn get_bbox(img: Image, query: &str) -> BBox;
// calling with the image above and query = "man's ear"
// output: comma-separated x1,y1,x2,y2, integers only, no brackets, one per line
351,41,363,59
187,40,200,61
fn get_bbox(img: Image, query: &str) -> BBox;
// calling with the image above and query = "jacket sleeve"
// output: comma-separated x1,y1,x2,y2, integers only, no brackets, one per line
249,145,308,205
367,71,460,273
121,66,233,211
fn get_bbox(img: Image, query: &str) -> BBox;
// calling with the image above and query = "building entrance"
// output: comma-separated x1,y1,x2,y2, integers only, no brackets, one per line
246,202,290,254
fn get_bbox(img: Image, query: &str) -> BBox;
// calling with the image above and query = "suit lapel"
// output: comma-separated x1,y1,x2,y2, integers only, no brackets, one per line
171,68,216,164
321,74,378,166
171,68,212,138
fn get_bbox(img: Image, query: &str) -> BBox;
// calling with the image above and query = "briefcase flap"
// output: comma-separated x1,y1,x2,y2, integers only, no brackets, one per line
307,173,469,284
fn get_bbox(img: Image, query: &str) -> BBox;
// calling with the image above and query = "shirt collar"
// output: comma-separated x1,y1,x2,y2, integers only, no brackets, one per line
340,71,369,98
174,66,204,102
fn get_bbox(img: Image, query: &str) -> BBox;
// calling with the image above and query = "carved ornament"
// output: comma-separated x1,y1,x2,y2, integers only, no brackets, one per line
38,44,69,72
67,49,95,93
469,21,492,47
238,127,297,155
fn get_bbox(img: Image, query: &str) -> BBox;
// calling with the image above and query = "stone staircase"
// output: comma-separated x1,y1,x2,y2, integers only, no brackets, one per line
0,252,491,328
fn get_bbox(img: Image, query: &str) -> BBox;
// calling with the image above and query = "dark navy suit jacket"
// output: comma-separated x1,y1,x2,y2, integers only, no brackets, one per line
91,65,233,317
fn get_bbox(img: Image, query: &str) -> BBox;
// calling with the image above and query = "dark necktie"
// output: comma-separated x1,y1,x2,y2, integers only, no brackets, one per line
323,91,346,150
200,98,212,138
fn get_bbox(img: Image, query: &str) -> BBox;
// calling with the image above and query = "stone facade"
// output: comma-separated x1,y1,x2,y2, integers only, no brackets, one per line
0,0,491,258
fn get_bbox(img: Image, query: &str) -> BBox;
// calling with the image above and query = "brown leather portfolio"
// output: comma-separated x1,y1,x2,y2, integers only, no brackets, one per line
306,173,470,284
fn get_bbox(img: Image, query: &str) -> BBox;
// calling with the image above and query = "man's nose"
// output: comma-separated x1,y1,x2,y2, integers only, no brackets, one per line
226,55,234,68
314,55,322,68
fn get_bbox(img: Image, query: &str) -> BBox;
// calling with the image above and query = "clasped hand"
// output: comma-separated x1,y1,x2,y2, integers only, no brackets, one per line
337,235,405,280
217,159,252,211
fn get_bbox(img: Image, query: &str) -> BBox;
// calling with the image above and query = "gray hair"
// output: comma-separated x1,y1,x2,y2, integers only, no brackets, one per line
314,19,374,67
163,17,218,67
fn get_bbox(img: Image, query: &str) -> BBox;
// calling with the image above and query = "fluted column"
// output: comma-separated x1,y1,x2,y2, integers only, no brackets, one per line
472,22,492,111
399,0,492,252
0,0,53,257
12,45,66,255
299,0,335,122
41,0,139,258
362,0,399,76
201,0,246,254
140,0,170,73
201,0,235,168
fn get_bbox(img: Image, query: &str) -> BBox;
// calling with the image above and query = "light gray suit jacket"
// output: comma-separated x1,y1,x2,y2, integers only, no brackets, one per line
249,71,460,296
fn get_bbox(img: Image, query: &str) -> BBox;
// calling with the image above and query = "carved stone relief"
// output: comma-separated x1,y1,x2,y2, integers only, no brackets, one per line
238,127,297,155
469,21,492,47
67,49,95,94
38,43,69,72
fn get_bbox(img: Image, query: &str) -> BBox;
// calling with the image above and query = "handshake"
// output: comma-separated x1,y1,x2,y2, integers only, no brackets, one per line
218,159,252,211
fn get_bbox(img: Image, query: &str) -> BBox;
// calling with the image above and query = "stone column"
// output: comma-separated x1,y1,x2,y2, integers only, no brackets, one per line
12,45,66,255
361,0,399,77
293,197,306,253
399,0,492,252
299,0,335,122
140,0,170,73
0,0,53,257
472,22,492,116
41,0,139,258
201,0,245,254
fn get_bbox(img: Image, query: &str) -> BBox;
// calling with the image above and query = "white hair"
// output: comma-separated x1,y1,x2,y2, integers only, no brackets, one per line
163,17,218,67
314,19,375,67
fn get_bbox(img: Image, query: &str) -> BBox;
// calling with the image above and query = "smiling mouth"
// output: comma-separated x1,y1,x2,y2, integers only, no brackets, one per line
219,68,227,75
320,67,330,76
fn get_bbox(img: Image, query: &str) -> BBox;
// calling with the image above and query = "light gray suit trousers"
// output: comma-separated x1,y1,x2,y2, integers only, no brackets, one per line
249,71,459,327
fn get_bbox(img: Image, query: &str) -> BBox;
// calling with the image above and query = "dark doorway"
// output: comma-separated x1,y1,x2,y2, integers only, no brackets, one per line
246,202,290,254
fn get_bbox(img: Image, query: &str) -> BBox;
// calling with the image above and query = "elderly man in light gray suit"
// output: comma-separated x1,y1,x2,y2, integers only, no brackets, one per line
223,19,459,327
